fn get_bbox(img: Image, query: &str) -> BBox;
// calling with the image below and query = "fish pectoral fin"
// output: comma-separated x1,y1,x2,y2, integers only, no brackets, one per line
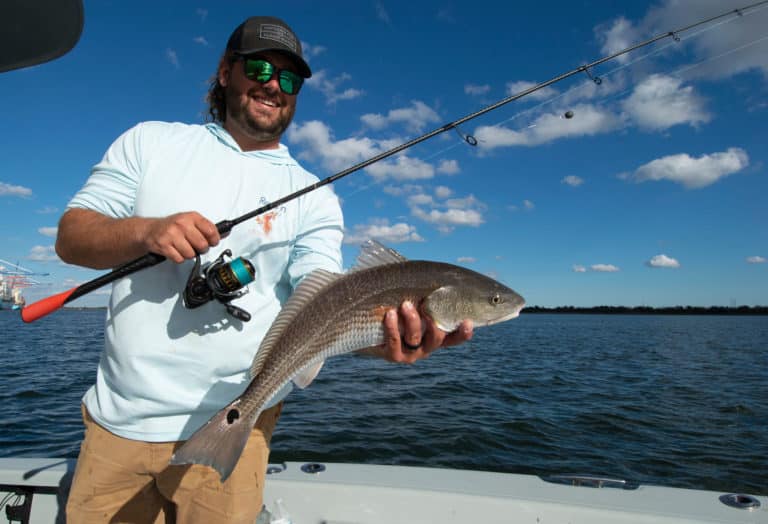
170,400,255,482
293,361,324,389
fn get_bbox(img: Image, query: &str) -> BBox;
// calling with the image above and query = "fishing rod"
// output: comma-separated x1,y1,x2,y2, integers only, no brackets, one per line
21,0,768,323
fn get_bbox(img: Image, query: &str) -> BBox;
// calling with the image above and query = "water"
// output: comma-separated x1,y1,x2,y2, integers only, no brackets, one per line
2,310,766,495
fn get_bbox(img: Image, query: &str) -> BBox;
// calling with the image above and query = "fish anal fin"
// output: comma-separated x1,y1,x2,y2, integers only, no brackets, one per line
170,400,256,482
292,361,324,389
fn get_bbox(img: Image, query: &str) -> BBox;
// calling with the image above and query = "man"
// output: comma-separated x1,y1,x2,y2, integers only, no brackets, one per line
59,16,472,523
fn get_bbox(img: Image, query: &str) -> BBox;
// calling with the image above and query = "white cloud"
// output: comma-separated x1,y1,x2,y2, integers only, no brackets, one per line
28,245,59,262
594,1,768,81
287,120,379,171
436,159,460,175
559,74,627,107
344,219,423,244
506,80,558,101
288,121,453,183
509,199,535,212
165,48,180,69
306,70,364,105
746,256,766,264
0,181,33,197
641,0,768,80
36,206,58,214
412,207,484,231
365,155,435,182
38,227,57,237
408,190,486,233
193,36,208,46
382,184,423,197
474,103,623,150
301,42,326,59
591,264,620,272
407,193,434,207
361,101,441,134
596,16,641,65
457,256,476,264
445,194,484,209
574,263,620,273
434,186,453,199
465,84,491,96
375,1,391,25
647,254,681,268
622,147,749,189
623,74,710,131
562,175,584,187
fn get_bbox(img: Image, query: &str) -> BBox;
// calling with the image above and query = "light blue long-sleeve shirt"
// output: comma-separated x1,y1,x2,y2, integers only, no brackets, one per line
68,121,343,441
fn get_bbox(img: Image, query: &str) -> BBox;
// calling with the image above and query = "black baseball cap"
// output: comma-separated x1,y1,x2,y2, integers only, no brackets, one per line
226,16,311,78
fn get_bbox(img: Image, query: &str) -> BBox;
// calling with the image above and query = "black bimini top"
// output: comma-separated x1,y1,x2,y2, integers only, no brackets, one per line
0,0,84,73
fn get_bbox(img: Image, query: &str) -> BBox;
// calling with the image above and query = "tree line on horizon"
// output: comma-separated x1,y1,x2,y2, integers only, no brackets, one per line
524,305,768,315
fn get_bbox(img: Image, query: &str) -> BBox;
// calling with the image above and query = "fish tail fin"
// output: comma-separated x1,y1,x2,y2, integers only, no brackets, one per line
170,400,258,482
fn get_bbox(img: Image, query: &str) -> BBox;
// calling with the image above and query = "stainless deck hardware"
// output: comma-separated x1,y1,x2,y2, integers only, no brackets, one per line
541,474,640,490
719,493,761,510
301,462,326,474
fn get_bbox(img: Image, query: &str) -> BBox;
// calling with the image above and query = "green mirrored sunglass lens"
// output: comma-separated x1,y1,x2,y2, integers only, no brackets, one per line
279,72,302,94
279,77,295,93
245,60,273,81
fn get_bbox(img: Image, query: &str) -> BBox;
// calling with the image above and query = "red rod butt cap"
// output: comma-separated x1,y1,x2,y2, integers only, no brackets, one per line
21,288,77,323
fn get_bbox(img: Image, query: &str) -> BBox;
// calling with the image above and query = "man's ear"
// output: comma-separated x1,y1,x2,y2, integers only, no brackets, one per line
218,57,231,88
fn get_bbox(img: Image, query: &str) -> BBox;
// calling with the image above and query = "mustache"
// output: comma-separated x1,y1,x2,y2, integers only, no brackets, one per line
246,86,281,106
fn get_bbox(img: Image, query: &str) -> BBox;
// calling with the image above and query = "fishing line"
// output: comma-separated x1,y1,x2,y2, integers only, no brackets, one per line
671,31,768,79
21,0,768,323
482,2,768,134
565,26,768,114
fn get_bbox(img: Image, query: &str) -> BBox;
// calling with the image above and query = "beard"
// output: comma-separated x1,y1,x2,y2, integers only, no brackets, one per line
225,85,296,143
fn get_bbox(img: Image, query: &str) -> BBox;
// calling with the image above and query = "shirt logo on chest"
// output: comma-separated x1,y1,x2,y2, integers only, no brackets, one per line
252,197,286,236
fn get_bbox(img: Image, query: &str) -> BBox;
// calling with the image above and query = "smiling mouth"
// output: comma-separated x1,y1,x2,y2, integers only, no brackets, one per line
254,97,278,108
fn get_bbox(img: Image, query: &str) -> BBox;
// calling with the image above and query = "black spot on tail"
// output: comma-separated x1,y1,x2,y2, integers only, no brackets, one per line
226,409,240,424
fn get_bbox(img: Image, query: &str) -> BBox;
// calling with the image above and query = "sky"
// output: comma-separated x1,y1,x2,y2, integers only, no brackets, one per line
1,0,766,309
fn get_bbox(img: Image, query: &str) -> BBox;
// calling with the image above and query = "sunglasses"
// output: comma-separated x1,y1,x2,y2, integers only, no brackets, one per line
238,57,304,95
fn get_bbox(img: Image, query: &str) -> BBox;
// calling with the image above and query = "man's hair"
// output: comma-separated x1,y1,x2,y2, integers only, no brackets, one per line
205,53,233,123
206,75,226,123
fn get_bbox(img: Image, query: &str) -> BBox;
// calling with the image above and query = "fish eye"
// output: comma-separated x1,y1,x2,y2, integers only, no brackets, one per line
490,293,504,305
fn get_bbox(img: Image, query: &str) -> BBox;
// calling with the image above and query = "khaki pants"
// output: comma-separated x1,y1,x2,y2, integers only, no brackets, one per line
66,403,282,524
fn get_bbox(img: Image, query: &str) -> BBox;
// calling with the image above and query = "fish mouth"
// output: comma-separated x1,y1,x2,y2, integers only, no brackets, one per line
483,301,526,326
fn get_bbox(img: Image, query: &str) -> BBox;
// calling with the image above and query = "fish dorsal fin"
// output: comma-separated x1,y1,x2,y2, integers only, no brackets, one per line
351,240,408,272
249,268,341,378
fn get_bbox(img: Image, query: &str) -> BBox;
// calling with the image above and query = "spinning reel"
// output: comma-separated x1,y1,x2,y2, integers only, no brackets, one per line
183,249,255,321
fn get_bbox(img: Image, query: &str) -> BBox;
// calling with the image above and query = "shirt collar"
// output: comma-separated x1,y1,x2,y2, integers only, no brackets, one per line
205,123,294,161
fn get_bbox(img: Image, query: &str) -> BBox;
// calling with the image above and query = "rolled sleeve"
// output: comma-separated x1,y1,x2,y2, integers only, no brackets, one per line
67,123,155,218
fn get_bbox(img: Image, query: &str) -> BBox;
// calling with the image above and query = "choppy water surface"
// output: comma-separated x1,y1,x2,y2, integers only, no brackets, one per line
2,309,766,494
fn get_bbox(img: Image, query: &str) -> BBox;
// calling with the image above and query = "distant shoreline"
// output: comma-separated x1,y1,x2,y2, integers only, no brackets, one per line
523,305,768,315
59,305,768,315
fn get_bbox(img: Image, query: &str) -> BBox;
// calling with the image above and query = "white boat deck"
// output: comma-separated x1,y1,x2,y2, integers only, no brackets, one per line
0,458,765,523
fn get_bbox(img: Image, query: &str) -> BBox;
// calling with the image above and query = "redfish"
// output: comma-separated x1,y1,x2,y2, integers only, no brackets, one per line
171,240,525,481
